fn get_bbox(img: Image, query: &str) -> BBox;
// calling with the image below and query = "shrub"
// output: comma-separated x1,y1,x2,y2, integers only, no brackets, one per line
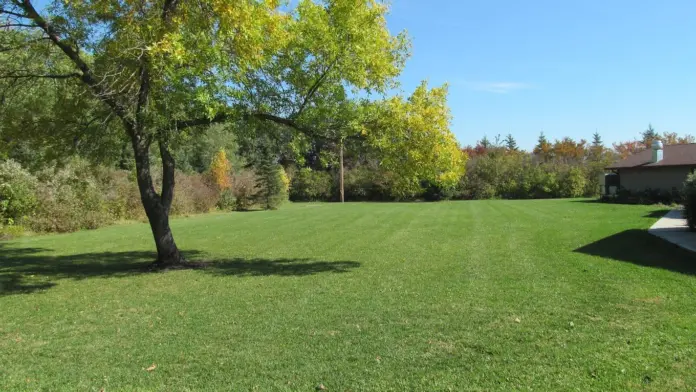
29,161,111,232
421,179,456,201
559,167,587,198
683,172,696,231
0,224,26,240
290,168,333,202
344,166,394,201
0,160,38,225
232,170,257,211
217,189,236,211
170,171,219,216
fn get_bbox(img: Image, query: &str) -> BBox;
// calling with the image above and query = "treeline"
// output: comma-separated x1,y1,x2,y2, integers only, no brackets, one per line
286,126,696,202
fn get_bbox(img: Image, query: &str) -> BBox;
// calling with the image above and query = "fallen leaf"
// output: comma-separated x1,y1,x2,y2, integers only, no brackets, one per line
316,383,326,390
145,364,157,372
514,318,521,323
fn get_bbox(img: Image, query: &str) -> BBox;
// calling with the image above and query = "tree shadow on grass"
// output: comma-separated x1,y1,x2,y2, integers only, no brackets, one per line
574,229,696,275
643,209,673,219
0,243,360,296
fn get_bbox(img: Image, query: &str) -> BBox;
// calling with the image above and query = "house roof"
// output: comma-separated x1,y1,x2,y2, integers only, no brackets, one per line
607,143,696,169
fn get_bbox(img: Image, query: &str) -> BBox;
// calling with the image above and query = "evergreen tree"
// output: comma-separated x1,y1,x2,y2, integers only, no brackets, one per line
591,132,603,147
504,134,518,151
589,132,605,161
479,136,491,149
642,124,658,147
533,132,552,160
252,145,287,210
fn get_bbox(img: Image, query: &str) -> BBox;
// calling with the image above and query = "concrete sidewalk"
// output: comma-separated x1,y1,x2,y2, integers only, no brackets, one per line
648,209,696,253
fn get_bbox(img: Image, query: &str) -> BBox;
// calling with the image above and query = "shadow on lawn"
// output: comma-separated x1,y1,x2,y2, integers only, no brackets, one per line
0,244,360,296
574,229,696,275
643,209,672,219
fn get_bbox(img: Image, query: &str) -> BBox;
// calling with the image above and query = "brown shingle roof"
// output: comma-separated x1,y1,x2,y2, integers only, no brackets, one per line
607,143,696,169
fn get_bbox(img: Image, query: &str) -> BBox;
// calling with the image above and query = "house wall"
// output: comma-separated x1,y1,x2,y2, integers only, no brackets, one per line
618,166,695,192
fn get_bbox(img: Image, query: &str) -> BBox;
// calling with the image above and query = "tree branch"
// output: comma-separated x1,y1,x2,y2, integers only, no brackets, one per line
0,23,37,28
294,57,339,118
16,0,134,128
174,112,230,130
0,37,50,53
0,72,80,79
135,63,149,129
158,136,175,209
0,8,28,18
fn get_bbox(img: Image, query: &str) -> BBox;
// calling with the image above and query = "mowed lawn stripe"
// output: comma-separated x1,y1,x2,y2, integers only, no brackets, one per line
1,200,695,391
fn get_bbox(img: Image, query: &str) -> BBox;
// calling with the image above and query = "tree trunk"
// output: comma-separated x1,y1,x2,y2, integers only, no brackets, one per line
339,139,345,203
131,133,186,268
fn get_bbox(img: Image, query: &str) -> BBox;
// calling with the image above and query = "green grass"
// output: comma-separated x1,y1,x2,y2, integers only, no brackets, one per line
1,200,695,391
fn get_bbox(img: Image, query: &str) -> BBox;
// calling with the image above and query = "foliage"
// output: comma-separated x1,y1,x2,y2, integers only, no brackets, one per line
343,165,393,201
0,160,38,225
365,82,466,198
682,172,696,231
559,167,587,198
231,170,257,211
290,168,333,201
169,172,219,216
210,149,233,190
253,153,287,210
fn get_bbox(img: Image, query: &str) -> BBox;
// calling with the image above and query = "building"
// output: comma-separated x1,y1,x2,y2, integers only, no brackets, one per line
605,142,696,194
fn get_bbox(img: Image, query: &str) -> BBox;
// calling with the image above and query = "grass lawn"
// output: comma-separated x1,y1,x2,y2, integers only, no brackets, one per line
1,199,695,391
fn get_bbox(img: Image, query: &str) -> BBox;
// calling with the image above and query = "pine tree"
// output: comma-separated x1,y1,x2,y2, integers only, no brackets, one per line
642,123,658,147
479,136,491,149
533,132,551,160
591,132,603,147
253,146,286,210
504,134,518,151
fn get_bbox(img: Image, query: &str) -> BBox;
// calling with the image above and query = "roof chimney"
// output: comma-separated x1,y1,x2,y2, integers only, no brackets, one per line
651,140,664,163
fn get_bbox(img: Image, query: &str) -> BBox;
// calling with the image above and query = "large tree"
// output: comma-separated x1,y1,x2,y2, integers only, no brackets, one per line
0,0,420,267
1,0,285,267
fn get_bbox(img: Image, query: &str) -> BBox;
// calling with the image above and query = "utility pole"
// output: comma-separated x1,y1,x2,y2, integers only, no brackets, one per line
339,138,345,203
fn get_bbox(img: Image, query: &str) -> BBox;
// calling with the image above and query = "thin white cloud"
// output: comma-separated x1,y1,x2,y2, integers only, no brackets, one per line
463,81,532,94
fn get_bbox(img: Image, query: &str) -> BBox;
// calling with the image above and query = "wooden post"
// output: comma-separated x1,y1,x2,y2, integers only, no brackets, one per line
339,138,345,203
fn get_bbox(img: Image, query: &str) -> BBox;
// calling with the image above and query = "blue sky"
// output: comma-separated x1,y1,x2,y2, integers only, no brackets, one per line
385,0,696,149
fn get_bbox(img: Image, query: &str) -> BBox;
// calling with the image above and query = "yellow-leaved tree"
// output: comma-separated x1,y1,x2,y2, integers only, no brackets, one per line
364,82,467,198
210,149,232,191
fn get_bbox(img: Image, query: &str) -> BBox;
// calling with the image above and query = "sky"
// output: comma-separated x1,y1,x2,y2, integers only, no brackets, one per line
384,0,696,150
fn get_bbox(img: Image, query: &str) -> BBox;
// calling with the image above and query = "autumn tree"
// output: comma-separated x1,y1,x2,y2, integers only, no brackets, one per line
363,82,466,198
210,149,232,191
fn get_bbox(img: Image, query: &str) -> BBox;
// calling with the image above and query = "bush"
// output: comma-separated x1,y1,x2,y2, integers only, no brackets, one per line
232,170,257,211
683,173,696,231
559,167,587,198
290,168,333,202
0,224,26,240
421,179,456,201
344,166,393,201
29,161,111,232
0,160,38,225
217,189,236,211
170,171,219,216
